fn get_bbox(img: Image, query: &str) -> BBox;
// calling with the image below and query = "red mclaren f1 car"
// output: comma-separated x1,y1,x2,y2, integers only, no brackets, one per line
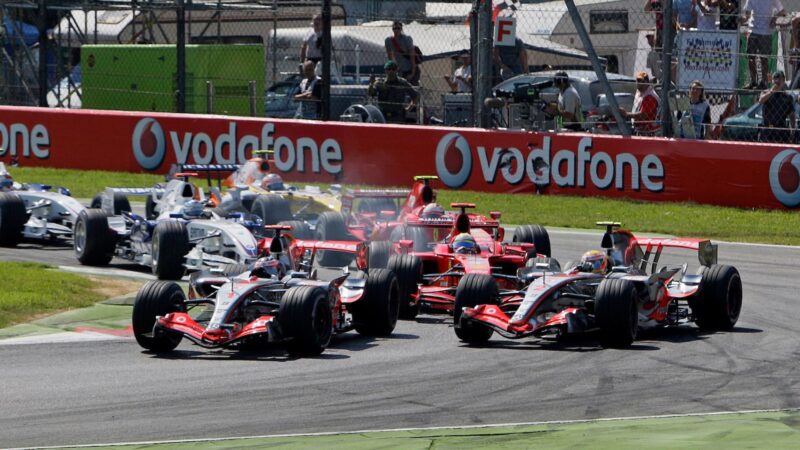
132,226,399,356
455,222,743,348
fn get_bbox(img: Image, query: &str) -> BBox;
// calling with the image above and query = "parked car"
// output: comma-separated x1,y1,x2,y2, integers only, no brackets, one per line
720,91,800,142
492,70,637,132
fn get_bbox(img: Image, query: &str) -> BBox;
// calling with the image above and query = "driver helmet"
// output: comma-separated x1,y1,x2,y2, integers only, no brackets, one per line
261,173,285,191
452,233,479,254
251,256,280,278
421,202,445,218
182,199,204,217
580,250,609,274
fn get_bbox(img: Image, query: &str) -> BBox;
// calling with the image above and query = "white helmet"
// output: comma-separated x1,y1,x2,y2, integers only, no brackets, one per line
421,203,444,218
261,173,284,191
182,199,204,217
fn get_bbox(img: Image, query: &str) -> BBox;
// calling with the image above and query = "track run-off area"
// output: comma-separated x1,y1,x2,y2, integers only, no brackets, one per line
1,229,799,448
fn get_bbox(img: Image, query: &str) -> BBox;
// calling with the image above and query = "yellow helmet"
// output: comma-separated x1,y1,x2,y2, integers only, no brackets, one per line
581,250,608,273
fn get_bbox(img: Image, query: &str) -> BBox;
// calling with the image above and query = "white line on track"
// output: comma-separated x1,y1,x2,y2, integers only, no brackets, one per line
13,407,800,450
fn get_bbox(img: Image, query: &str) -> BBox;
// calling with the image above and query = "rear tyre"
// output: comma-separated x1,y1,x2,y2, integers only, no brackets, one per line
595,278,638,348
512,224,551,257
90,192,132,214
280,286,332,356
132,281,185,352
352,268,400,336
152,221,189,280
368,240,393,268
358,198,398,216
145,194,158,220
690,265,742,331
250,194,292,231
0,192,27,247
74,209,116,265
315,211,353,267
453,274,497,344
278,220,314,240
387,254,423,320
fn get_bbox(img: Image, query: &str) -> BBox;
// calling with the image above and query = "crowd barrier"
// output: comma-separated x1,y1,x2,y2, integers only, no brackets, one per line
0,106,798,210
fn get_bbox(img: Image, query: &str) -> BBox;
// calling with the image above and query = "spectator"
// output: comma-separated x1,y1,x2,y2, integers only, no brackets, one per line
696,0,720,30
385,21,419,86
741,0,786,89
619,71,662,135
719,0,740,30
444,52,472,93
674,0,698,29
645,33,663,82
300,14,323,65
368,60,419,124
293,60,322,120
758,70,795,143
645,0,669,51
547,71,584,131
493,37,528,81
688,80,712,138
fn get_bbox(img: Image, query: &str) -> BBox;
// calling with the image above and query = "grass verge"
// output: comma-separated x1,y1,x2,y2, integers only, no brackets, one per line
0,262,140,329
11,166,800,245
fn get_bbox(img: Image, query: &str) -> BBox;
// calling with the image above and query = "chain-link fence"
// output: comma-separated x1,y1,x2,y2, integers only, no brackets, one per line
3,0,800,143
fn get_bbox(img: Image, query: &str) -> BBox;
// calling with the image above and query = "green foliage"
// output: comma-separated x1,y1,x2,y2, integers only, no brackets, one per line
0,262,105,328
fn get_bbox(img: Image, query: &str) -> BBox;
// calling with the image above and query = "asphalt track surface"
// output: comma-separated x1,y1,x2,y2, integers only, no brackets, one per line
1,231,799,448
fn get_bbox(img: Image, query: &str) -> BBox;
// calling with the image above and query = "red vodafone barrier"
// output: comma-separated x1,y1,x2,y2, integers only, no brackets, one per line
1,105,799,210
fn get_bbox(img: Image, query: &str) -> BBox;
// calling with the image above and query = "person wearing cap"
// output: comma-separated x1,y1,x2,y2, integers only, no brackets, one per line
619,72,661,135
741,0,786,90
444,52,472,93
757,70,796,143
385,21,419,85
368,60,419,124
546,71,584,131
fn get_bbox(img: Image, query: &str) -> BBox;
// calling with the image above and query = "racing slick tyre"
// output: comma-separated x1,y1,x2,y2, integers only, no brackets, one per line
595,278,639,348
0,192,27,247
74,209,116,266
90,192,132,214
454,274,498,344
352,268,400,336
387,254,423,320
145,194,158,220
152,221,190,280
132,281,186,352
512,224,551,257
315,211,353,267
250,194,292,232
690,264,743,331
278,220,314,240
218,263,250,277
279,285,333,356
368,241,393,269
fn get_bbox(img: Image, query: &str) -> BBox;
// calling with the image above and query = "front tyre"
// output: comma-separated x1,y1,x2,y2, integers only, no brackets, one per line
0,192,27,247
595,278,638,348
387,254,423,320
454,274,498,344
132,281,186,352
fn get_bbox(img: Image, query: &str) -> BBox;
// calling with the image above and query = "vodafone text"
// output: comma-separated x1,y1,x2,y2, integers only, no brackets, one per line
437,135,664,192
133,119,342,174
0,122,50,159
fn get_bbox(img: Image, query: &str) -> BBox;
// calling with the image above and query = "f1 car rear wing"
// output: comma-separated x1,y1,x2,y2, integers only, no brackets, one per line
635,237,718,268
290,239,369,270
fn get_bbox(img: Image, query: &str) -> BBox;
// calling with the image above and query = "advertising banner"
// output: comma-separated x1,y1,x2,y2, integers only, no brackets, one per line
676,30,739,91
0,106,798,210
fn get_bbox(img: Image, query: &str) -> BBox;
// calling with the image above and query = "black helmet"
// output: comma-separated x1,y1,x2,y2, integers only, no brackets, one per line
554,71,569,85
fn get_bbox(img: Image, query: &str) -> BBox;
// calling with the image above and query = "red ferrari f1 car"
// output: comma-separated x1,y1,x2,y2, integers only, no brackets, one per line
455,222,743,348
132,226,399,356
